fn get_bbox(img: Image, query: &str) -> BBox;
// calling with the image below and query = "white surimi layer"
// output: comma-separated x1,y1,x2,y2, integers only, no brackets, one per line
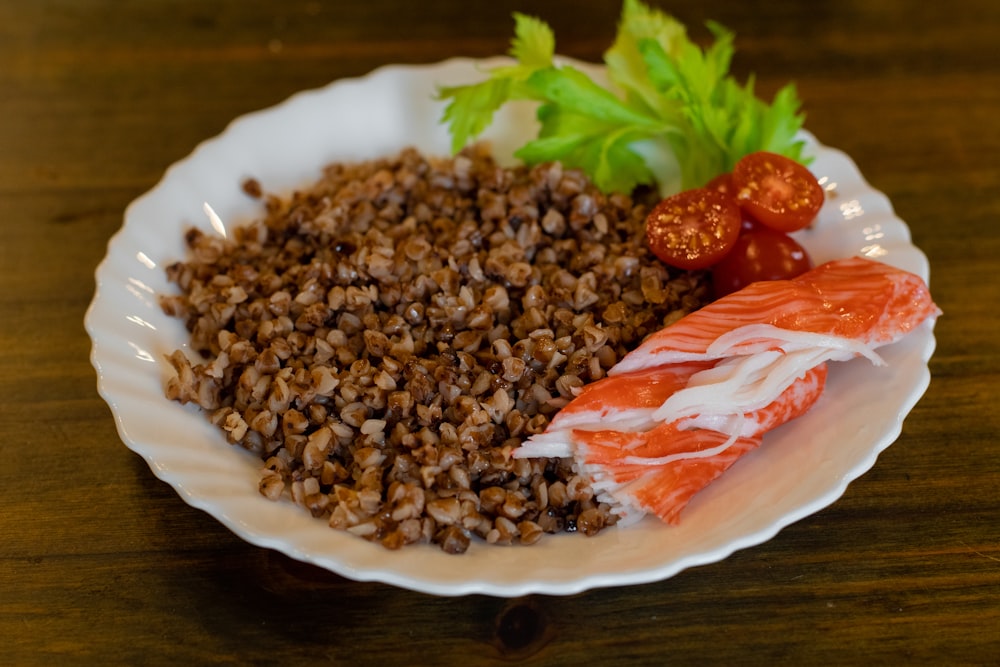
516,327,882,460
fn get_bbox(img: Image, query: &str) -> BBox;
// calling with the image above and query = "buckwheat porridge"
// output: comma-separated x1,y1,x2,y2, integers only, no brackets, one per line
160,144,708,554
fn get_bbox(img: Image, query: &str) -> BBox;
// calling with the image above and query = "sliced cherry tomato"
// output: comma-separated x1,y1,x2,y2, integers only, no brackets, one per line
732,151,824,232
645,188,741,270
739,214,763,235
705,172,736,197
710,227,813,298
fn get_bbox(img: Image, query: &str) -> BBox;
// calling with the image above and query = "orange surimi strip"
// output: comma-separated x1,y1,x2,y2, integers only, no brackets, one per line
574,363,827,463
569,364,827,524
514,257,940,527
610,435,761,525
611,256,941,373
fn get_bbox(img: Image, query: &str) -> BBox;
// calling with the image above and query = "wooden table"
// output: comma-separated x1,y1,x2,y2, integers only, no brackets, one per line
3,1,998,664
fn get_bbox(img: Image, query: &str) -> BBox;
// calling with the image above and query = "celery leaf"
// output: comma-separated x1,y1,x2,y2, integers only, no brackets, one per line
438,1,809,194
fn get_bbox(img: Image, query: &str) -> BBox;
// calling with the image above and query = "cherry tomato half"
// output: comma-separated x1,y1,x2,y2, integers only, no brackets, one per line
705,173,765,235
645,188,741,270
732,151,824,232
711,227,813,298
739,213,764,235
705,172,736,198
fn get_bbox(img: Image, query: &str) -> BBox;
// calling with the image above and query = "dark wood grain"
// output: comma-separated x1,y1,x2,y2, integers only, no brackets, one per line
2,1,998,664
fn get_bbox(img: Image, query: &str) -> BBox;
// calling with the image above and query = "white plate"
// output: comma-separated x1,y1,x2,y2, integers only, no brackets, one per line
85,58,937,597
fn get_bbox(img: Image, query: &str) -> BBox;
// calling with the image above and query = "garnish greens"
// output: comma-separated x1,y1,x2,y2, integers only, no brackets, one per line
438,0,807,195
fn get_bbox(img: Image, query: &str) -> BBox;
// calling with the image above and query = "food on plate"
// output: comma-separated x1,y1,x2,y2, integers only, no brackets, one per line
639,150,821,290
159,146,709,553
643,188,742,270
731,151,825,233
439,0,809,195
155,2,933,556
613,256,940,371
710,226,813,298
514,257,941,525
640,150,822,281
439,1,824,286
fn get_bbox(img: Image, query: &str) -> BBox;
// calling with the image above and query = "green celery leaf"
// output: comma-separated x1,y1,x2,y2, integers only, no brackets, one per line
517,101,658,193
517,124,655,194
437,12,556,153
758,83,808,160
438,78,515,154
515,71,664,192
525,66,659,128
584,128,658,193
604,0,687,117
637,22,806,187
514,133,591,165
509,12,555,68
437,0,811,194
533,101,614,141
513,102,605,163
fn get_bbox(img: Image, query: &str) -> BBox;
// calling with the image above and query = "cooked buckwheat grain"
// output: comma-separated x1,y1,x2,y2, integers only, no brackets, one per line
161,145,708,553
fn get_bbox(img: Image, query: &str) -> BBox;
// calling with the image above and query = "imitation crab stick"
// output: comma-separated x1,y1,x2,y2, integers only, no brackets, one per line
612,256,940,372
514,257,940,526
